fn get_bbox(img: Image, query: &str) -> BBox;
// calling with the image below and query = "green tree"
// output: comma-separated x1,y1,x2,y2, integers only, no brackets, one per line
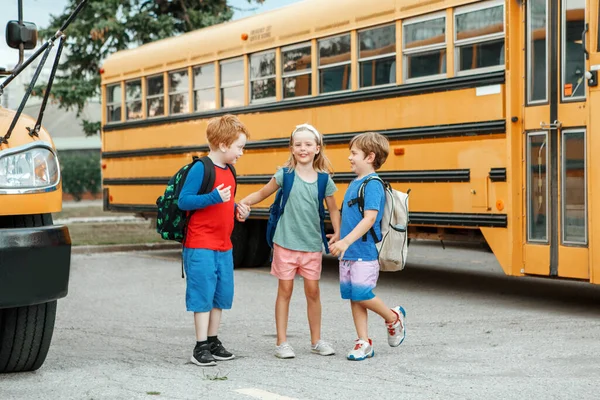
34,0,264,135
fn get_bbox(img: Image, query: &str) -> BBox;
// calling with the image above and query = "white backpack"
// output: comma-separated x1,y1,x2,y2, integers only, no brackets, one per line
356,176,410,272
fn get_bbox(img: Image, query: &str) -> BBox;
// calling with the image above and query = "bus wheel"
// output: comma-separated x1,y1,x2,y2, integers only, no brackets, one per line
244,220,271,267
231,221,248,268
0,300,57,373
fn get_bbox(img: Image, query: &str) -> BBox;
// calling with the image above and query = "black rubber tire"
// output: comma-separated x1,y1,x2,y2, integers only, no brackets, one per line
0,213,59,373
231,221,248,268
0,301,57,373
243,220,271,268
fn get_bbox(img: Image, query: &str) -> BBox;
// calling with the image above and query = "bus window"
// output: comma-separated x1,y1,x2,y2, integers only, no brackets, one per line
455,0,505,74
527,0,549,104
125,79,142,120
561,130,587,245
318,33,351,94
403,13,446,82
193,63,216,111
106,83,122,123
358,24,396,88
561,0,586,101
169,69,189,115
250,50,276,103
220,58,244,108
282,42,312,99
146,74,165,118
527,132,549,243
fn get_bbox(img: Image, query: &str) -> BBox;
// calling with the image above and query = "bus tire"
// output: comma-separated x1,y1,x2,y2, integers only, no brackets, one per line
231,221,248,268
244,220,271,267
0,301,57,373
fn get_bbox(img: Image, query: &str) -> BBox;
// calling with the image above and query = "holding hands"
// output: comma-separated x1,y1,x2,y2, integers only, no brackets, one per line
236,202,251,222
329,239,349,260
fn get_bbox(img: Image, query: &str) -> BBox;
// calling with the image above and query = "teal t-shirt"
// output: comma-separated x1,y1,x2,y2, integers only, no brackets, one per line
272,168,337,252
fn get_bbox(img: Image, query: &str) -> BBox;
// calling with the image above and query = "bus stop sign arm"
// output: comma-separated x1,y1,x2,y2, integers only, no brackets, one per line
0,0,89,144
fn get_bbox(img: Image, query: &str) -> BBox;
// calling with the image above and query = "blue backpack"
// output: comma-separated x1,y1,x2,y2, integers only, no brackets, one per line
266,168,330,253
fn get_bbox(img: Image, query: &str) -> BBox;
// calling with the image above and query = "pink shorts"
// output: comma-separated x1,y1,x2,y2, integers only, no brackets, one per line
271,244,323,281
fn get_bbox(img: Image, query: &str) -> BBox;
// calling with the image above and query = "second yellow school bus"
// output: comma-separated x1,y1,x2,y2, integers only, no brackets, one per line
100,0,600,284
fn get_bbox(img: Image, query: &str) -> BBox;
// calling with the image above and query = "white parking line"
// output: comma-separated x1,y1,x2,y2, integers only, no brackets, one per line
235,388,299,400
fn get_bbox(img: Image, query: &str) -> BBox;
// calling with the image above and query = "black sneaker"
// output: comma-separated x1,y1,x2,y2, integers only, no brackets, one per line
191,343,216,367
209,338,235,361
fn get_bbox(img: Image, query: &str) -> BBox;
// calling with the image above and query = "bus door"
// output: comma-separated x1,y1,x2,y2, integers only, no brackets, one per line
523,0,589,280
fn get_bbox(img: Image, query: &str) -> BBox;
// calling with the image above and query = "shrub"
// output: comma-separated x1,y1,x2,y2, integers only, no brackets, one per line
59,152,101,201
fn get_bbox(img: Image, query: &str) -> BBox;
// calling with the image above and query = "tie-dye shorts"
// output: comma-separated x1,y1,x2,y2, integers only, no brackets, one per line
339,260,380,301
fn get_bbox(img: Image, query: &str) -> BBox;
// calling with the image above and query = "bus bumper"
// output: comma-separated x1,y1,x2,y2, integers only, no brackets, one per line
0,225,71,309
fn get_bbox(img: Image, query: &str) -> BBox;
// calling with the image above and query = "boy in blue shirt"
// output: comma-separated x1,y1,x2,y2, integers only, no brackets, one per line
329,132,406,361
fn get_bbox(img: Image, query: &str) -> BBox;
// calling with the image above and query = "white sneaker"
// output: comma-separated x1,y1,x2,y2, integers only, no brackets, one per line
275,342,295,359
346,339,374,361
311,340,335,356
386,306,406,347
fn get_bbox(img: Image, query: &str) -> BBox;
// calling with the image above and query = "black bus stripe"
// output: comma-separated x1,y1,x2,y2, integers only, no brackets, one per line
103,169,471,186
102,71,505,132
102,120,505,159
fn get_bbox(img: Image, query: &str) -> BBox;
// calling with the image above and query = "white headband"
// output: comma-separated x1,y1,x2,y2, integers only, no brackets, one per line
292,123,321,142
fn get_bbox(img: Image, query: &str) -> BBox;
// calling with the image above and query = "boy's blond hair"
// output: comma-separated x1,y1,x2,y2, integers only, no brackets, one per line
349,132,389,170
206,114,250,150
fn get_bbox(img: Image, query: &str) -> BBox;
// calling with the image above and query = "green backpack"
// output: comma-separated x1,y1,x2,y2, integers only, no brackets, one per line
155,156,236,243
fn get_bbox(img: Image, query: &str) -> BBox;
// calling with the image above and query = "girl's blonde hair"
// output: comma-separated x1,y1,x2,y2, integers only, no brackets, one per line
282,123,334,174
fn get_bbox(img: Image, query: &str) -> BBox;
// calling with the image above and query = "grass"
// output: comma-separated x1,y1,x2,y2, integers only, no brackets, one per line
53,206,127,220
67,222,162,246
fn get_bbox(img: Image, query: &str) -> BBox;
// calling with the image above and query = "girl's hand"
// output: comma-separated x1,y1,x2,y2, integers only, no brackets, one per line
329,239,349,260
327,232,340,246
236,203,250,221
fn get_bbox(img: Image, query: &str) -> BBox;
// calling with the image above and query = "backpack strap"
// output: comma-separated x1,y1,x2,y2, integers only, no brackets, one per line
317,172,330,254
280,167,295,213
356,176,386,243
227,163,237,196
198,156,216,195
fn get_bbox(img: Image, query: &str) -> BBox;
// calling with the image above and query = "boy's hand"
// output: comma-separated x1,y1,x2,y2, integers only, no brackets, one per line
329,239,349,260
236,203,250,221
216,184,231,202
327,232,340,246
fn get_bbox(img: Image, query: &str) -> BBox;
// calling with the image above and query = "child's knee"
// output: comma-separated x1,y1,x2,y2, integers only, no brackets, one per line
277,281,294,299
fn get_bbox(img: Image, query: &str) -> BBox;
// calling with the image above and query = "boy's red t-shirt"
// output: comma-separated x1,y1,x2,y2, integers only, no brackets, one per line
184,165,236,251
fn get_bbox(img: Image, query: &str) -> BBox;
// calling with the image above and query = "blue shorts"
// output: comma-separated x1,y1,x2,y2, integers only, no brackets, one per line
339,260,380,301
183,248,234,312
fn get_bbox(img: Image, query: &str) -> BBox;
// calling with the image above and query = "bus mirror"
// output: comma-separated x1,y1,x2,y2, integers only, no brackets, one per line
5,20,38,50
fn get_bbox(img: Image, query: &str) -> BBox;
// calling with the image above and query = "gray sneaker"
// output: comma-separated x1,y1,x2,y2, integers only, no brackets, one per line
311,340,335,356
386,306,406,347
275,342,295,359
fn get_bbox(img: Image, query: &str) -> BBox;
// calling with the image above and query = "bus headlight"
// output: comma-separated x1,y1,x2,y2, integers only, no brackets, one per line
0,143,60,191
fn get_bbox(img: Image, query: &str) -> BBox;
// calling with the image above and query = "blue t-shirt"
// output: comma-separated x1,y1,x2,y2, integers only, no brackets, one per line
340,173,385,261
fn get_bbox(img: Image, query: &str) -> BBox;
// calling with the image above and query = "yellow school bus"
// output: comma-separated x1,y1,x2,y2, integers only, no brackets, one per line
0,1,82,373
100,0,600,284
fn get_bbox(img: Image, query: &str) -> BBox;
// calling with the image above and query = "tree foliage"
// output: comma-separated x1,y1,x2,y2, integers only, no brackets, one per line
34,0,264,135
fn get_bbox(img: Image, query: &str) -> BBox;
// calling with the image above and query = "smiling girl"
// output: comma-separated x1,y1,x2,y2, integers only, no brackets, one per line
240,123,340,359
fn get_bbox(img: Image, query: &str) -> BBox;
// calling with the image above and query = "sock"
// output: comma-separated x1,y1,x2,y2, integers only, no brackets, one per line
207,336,218,343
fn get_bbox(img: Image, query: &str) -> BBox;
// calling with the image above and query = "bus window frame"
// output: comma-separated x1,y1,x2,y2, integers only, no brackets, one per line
193,63,216,112
526,0,550,105
453,0,506,77
402,11,447,84
561,128,588,246
560,0,586,103
219,57,244,109
281,41,313,100
145,73,165,119
168,68,190,116
105,83,122,123
357,23,397,89
249,49,276,104
125,79,142,121
317,32,352,95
